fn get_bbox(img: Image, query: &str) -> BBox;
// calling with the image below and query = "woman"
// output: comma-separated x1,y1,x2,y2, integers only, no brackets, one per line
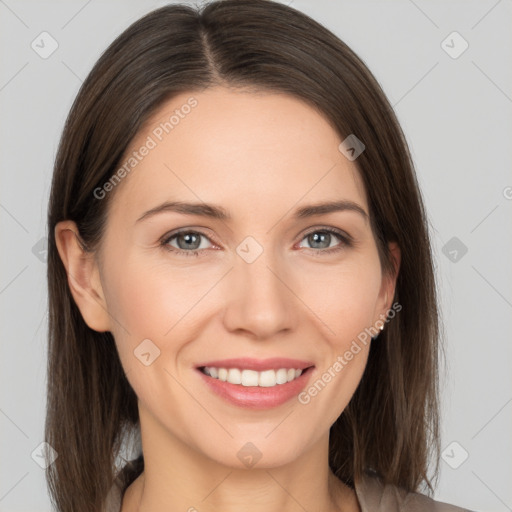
45,1,475,511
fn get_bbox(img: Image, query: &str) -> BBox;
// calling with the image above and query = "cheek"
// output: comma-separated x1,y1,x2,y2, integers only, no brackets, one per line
104,254,201,335
101,255,201,378
296,256,382,342
103,261,198,412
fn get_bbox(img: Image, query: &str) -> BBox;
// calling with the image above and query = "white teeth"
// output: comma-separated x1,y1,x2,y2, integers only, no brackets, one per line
202,366,306,387
228,368,242,384
258,370,276,387
241,370,259,386
276,368,288,384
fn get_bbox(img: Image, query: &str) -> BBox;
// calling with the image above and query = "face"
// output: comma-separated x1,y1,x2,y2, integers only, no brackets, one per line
58,86,399,470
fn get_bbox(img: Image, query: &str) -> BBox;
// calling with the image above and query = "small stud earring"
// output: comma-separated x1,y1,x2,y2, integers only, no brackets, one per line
371,324,384,342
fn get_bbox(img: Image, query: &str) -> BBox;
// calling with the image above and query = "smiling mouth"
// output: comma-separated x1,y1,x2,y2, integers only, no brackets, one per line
199,366,314,387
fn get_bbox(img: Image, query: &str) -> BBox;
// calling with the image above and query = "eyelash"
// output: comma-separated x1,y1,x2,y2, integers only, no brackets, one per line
159,227,353,258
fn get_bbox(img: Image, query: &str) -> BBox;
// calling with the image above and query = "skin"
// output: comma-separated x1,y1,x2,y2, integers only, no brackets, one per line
55,86,400,512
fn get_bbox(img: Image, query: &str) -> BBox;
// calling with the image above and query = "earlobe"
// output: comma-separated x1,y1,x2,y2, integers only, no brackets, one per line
54,220,111,332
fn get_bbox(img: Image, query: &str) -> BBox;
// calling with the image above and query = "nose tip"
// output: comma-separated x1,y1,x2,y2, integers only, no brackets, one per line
221,257,296,340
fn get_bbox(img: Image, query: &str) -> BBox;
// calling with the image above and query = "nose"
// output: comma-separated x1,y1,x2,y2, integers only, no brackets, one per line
221,250,297,340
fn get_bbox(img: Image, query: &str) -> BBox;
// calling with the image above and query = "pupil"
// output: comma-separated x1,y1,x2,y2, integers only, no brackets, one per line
180,233,200,250
310,232,329,249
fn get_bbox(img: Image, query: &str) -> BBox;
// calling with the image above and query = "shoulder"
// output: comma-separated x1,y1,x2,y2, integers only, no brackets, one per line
354,470,476,512
104,470,124,512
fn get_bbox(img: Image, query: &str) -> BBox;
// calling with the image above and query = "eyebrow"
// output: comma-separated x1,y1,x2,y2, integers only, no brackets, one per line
135,199,369,223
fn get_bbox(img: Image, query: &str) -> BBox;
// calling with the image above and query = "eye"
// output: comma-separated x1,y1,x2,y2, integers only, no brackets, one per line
160,230,215,257
160,227,352,258
297,227,352,254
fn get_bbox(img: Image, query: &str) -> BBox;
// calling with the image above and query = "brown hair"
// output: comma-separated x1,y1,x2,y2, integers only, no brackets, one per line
45,1,442,510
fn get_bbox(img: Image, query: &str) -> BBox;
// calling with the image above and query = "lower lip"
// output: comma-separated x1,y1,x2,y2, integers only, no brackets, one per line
196,367,314,410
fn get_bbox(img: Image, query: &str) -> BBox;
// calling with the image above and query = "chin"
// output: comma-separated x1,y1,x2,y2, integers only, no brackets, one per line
192,430,314,471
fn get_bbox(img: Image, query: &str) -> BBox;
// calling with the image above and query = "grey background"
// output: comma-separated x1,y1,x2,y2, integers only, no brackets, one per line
1,0,511,510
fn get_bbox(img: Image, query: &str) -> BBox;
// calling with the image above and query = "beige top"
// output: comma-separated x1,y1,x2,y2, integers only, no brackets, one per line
104,469,474,512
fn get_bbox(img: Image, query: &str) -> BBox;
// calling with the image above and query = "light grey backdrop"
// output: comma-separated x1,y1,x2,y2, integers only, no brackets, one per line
1,1,511,511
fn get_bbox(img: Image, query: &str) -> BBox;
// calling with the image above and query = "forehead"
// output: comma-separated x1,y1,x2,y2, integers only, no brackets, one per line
107,87,368,223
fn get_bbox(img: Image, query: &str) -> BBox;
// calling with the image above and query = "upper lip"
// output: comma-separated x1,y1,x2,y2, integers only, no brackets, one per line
196,357,314,372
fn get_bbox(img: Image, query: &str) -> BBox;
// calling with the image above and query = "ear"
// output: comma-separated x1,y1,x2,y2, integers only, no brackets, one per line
375,241,401,322
54,220,111,332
